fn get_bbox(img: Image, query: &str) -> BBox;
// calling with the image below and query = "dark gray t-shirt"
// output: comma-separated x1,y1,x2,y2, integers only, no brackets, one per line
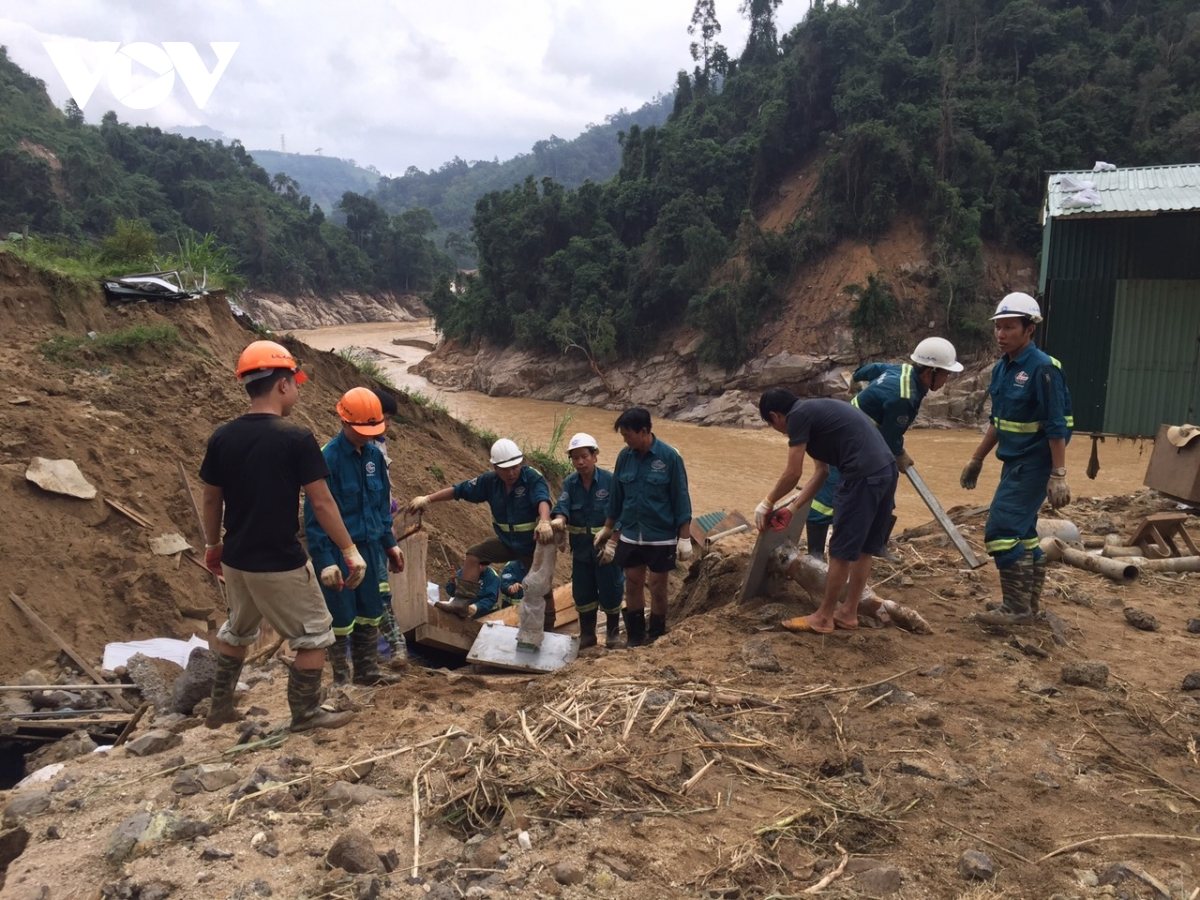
786,399,894,478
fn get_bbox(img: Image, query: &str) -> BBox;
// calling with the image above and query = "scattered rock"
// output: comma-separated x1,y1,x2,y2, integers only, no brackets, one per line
0,824,30,871
25,729,97,774
552,862,586,885
125,729,183,757
378,848,399,873
863,682,917,705
957,849,995,881
170,648,218,714
171,770,203,795
321,781,387,811
1186,618,1200,634
3,790,51,825
106,810,216,866
517,830,532,851
124,654,184,713
196,763,240,792
1182,673,1200,691
231,879,273,898
354,875,382,900
685,712,731,743
855,864,904,895
25,456,97,499
326,829,384,874
1034,772,1061,789
18,670,48,686
201,847,235,861
593,852,633,881
1123,607,1159,631
1061,661,1109,689
740,637,782,672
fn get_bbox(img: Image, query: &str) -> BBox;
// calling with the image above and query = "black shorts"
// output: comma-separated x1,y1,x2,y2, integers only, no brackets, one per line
614,541,677,574
829,463,898,561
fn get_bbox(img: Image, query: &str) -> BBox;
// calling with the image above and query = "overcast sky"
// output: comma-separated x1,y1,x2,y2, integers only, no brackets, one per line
4,1,809,177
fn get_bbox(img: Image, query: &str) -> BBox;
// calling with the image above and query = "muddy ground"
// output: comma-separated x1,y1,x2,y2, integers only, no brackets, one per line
1,254,1199,900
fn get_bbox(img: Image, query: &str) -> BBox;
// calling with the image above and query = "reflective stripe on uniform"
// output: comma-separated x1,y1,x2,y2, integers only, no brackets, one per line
568,525,603,535
1020,537,1041,550
850,395,880,426
899,364,912,400
493,520,536,532
992,417,1042,433
985,537,1021,552
811,498,834,517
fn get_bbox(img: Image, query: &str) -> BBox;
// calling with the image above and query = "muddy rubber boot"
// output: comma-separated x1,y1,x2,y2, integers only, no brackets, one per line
327,634,352,687
624,609,647,648
204,652,245,728
380,602,408,667
543,597,557,633
806,521,829,561
288,666,355,732
577,609,598,649
351,625,402,686
437,577,478,617
977,564,1034,625
647,613,668,643
604,612,622,649
1028,555,1047,616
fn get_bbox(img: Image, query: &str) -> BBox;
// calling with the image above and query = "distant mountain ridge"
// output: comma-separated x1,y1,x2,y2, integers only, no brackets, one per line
246,150,382,213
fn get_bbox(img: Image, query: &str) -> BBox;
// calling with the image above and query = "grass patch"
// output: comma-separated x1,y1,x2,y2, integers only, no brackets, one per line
429,464,446,484
524,410,573,481
336,346,396,388
401,387,448,415
39,324,182,364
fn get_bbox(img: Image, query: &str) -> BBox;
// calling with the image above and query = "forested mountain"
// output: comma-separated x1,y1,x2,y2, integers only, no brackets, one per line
0,47,452,294
247,150,382,213
371,95,674,264
428,0,1200,367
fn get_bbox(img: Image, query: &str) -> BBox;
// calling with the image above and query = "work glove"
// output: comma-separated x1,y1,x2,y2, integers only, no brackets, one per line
754,499,775,532
407,495,430,514
504,583,523,597
534,520,555,545
320,565,344,590
386,546,405,574
769,506,794,532
599,539,618,565
341,544,368,589
960,457,983,490
204,543,223,577
676,537,693,561
1047,471,1071,509
550,516,567,534
593,526,613,551
895,451,914,472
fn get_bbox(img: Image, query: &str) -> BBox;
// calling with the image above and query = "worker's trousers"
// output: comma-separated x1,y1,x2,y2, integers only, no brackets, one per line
984,458,1050,570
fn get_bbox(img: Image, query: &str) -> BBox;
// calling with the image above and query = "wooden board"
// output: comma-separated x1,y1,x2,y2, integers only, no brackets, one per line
391,531,430,635
467,622,579,674
737,500,808,604
415,602,481,652
480,584,578,630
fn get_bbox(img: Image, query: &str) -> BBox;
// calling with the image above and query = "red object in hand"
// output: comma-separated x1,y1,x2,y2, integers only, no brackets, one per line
769,507,794,532
204,544,224,577
386,546,405,574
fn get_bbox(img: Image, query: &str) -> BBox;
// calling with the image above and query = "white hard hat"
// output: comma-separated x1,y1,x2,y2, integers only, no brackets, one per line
910,337,963,373
991,292,1043,323
489,438,523,468
567,432,599,453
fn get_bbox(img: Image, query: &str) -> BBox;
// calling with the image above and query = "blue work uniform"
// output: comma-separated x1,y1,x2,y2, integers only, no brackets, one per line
983,342,1073,569
446,566,502,618
607,437,692,545
499,559,527,607
304,433,398,635
552,468,625,614
453,467,552,556
808,362,924,526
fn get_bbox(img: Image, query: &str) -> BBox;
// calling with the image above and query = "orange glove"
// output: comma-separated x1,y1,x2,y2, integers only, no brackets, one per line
386,546,405,573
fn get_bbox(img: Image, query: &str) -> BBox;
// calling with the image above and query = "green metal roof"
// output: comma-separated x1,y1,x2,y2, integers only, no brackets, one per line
1044,164,1200,219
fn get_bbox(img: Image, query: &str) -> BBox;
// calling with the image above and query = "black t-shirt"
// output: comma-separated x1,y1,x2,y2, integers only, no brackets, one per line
199,413,330,572
786,398,894,478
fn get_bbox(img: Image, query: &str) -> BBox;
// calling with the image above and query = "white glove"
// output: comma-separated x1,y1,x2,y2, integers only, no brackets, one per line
407,495,430,514
534,519,555,544
319,565,344,590
341,544,368,589
676,537,693,561
550,516,567,534
593,526,613,551
599,540,618,565
754,499,774,532
1047,472,1071,509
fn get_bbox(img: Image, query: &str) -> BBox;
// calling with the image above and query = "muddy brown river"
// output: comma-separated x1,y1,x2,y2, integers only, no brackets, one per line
292,321,1154,531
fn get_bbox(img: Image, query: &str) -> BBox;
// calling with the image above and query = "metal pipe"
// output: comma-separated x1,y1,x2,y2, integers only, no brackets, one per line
1101,545,1143,558
1042,537,1138,582
1135,556,1200,573
705,523,751,546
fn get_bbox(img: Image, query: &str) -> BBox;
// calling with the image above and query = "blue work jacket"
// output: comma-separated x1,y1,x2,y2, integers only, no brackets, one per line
499,559,527,603
304,432,397,573
453,466,551,555
607,437,692,544
987,342,1074,463
851,362,926,456
552,468,617,562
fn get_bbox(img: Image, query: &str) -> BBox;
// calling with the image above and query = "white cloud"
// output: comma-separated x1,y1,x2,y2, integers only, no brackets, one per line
2,1,813,175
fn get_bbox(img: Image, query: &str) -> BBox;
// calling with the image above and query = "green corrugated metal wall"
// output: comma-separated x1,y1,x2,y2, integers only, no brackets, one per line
1105,280,1200,436
1041,212,1200,435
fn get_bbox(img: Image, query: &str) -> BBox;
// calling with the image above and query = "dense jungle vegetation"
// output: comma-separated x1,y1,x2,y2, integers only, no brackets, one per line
428,0,1200,367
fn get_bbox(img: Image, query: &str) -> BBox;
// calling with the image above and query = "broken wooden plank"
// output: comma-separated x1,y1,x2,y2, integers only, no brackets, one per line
0,684,135,692
8,593,137,713
104,497,153,528
481,584,579,630
114,702,150,747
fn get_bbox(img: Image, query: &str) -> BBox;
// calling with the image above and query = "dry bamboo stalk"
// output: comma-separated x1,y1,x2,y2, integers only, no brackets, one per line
542,705,584,733
778,667,918,700
622,688,648,741
519,709,544,755
938,818,1033,864
803,843,848,893
862,690,893,710
648,693,678,735
682,755,718,793
1037,833,1200,862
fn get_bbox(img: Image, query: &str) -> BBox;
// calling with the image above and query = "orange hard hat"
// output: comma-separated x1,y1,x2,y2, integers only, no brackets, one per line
236,340,307,385
337,387,386,436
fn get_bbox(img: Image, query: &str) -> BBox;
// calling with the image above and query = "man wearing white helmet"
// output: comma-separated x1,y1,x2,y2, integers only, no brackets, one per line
804,336,963,561
406,438,555,626
550,433,625,649
960,292,1073,625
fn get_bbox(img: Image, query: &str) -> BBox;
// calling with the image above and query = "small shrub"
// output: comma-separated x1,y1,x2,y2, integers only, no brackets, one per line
336,346,395,388
39,324,181,364
429,464,446,484
100,218,158,267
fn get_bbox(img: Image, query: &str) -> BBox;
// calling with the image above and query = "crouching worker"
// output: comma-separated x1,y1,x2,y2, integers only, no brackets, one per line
445,565,503,618
305,388,404,686
200,341,362,732
407,438,557,630
499,559,527,609
551,433,625,649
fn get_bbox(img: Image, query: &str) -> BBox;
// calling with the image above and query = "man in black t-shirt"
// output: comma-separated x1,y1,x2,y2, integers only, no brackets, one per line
200,340,367,732
756,388,899,636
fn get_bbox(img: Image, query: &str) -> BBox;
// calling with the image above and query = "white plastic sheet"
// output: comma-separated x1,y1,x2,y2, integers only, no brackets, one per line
1058,177,1095,193
1093,161,1117,172
1061,189,1101,209
101,634,210,671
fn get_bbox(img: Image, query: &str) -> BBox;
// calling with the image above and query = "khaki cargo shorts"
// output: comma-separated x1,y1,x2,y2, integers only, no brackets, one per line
217,561,334,650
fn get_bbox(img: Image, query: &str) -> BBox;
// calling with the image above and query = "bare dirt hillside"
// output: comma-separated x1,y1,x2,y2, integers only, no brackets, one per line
1,256,1199,900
